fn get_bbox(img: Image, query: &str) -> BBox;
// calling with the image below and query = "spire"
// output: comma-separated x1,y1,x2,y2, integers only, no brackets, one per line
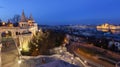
7,19,11,23
29,14,34,21
20,10,27,22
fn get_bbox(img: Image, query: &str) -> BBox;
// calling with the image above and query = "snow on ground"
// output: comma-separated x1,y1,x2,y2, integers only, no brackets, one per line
21,46,83,67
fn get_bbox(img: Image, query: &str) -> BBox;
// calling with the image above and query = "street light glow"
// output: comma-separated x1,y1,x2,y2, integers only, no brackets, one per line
19,48,22,51
71,57,74,60
18,60,22,64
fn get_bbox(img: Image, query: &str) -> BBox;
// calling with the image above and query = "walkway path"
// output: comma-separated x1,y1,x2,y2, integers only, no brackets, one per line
1,38,19,67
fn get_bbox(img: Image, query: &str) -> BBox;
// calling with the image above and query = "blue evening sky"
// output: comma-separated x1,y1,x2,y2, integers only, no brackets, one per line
0,0,120,25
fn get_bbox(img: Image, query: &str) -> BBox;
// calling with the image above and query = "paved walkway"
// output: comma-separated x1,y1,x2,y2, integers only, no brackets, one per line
1,38,19,67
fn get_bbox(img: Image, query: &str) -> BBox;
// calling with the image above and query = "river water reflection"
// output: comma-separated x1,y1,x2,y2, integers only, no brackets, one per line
97,29,120,34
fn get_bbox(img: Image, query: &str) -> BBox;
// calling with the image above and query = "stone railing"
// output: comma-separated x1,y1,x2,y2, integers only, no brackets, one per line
0,43,2,67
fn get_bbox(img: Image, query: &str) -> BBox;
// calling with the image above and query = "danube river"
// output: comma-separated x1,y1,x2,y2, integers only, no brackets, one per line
97,29,120,34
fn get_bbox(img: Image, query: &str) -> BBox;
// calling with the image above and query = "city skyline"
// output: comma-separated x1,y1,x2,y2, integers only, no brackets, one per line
0,0,120,25
1,1,120,67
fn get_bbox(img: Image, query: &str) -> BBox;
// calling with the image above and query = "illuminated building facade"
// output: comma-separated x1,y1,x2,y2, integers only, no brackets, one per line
0,11,38,51
97,23,120,30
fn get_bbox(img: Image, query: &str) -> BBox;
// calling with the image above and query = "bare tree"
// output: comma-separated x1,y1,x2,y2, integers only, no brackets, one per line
12,14,20,23
12,15,20,26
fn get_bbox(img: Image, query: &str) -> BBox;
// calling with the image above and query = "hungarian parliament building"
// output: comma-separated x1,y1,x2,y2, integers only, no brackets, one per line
97,23,120,30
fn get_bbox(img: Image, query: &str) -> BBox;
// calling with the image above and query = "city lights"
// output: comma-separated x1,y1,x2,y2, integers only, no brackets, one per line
1,1,120,67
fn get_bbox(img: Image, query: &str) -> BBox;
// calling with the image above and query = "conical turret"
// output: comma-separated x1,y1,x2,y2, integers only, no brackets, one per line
7,19,11,23
29,14,34,21
20,10,27,22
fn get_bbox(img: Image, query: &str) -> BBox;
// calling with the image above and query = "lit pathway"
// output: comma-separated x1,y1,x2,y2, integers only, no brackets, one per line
1,38,19,67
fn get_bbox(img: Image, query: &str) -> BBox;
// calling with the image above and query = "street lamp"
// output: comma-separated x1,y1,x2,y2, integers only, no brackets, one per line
18,59,22,64
71,57,74,64
71,57,74,60
19,48,22,51
60,50,62,53
84,60,87,64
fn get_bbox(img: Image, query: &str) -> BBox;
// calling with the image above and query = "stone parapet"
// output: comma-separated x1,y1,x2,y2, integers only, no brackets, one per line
0,43,2,67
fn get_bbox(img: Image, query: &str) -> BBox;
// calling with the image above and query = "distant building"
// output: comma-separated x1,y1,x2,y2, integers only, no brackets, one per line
97,23,120,30
108,41,120,51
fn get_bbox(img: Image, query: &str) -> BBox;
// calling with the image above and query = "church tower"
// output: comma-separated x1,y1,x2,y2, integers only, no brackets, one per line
18,10,38,35
29,14,34,21
20,11,27,22
28,14,35,26
19,10,29,28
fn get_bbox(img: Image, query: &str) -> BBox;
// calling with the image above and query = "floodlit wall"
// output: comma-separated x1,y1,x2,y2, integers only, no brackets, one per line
19,34,32,52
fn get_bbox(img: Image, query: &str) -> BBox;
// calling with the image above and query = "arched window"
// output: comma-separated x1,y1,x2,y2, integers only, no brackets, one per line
1,31,12,37
16,32,19,35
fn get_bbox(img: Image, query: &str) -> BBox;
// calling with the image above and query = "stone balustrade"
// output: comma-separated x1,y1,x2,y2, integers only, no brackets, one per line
0,43,2,67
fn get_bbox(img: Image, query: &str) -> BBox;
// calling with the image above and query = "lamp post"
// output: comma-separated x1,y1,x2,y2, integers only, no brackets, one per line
18,58,22,67
14,36,23,67
18,59,22,64
17,48,22,67
18,47,22,64
19,48,22,51
71,57,74,64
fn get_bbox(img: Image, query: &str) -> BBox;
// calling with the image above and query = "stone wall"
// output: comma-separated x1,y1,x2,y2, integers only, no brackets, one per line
18,34,33,52
0,43,2,67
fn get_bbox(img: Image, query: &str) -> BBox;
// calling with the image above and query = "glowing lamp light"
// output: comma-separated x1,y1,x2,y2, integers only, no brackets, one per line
2,22,5,25
84,60,87,64
19,48,22,51
36,48,38,51
18,60,22,64
71,57,74,60
38,30,41,32
60,50,62,53
35,45,38,47
5,31,8,33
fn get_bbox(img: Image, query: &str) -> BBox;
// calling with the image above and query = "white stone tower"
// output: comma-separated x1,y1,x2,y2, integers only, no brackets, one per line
19,10,28,28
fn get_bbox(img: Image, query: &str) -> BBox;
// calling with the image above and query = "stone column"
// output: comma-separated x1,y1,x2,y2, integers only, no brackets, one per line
12,31,16,38
0,42,2,67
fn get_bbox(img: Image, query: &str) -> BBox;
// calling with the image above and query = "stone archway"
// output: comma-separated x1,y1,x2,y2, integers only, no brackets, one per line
1,31,12,38
16,32,20,35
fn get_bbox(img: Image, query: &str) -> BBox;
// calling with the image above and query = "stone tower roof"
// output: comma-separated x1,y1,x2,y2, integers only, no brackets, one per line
29,14,34,21
20,10,27,22
7,19,11,23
